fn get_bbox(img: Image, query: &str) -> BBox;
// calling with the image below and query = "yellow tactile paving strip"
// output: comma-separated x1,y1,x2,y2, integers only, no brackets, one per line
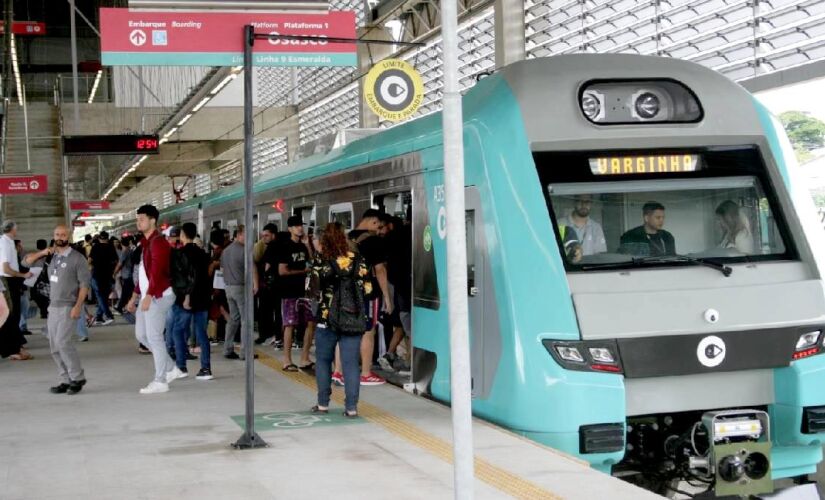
255,349,563,500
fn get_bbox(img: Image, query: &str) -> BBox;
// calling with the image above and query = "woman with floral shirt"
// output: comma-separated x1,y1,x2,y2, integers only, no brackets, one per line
310,222,370,417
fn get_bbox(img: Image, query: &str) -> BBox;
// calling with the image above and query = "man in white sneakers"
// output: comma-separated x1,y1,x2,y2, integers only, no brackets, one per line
126,205,186,394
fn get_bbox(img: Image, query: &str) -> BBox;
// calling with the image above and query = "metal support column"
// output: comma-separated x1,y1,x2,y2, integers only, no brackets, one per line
69,0,79,125
233,24,267,450
441,0,475,498
494,0,525,68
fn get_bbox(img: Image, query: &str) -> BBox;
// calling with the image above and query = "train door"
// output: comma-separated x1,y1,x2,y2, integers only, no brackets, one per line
372,189,414,385
267,212,283,232
465,187,484,397
465,187,498,399
329,202,354,231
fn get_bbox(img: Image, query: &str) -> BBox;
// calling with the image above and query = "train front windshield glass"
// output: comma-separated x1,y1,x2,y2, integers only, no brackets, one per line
538,147,792,269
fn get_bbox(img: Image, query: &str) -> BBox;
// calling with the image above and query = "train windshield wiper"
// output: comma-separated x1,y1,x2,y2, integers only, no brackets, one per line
635,254,733,277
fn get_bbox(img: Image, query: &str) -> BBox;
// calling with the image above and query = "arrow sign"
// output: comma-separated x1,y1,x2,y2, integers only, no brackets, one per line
130,29,147,46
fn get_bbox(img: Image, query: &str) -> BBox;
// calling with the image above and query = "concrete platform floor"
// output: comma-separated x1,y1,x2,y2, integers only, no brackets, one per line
0,319,665,500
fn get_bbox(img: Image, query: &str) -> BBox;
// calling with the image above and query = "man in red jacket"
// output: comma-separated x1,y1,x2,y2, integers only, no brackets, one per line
126,205,186,394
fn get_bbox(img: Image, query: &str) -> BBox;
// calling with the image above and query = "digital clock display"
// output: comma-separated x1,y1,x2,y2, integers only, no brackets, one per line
62,134,161,156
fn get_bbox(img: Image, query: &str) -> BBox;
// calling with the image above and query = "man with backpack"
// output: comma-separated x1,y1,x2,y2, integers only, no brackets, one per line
170,223,213,380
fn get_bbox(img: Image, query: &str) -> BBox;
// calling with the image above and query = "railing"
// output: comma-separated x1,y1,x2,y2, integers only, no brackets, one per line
18,72,113,104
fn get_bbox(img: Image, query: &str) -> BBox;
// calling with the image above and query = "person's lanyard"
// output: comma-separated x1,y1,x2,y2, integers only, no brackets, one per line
648,234,665,255
51,254,65,281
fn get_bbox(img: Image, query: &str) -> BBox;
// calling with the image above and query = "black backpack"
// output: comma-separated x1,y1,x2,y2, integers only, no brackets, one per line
328,256,367,334
170,248,195,296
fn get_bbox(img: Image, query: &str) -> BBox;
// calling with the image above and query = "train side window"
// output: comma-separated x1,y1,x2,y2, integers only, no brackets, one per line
329,202,354,230
266,212,283,232
374,191,413,221
293,204,317,232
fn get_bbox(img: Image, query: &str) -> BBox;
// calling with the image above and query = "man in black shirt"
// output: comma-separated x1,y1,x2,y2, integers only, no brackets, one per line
89,231,119,325
255,223,281,346
278,216,314,371
348,209,393,386
170,223,214,380
619,201,677,257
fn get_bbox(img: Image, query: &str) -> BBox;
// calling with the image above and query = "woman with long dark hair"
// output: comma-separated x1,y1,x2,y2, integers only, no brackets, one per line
311,222,371,417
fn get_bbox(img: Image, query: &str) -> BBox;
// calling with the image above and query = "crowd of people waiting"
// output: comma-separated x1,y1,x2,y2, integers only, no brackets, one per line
0,204,413,416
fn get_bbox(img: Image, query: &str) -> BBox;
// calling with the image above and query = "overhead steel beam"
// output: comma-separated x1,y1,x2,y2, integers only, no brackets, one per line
128,0,329,10
740,59,825,93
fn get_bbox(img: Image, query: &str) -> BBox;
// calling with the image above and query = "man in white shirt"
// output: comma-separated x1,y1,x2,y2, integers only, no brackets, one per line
0,221,33,360
557,195,607,256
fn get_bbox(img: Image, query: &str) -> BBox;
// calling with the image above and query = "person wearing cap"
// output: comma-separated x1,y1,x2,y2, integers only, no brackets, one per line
166,226,181,249
278,215,315,371
89,231,118,326
220,224,259,360
0,220,32,360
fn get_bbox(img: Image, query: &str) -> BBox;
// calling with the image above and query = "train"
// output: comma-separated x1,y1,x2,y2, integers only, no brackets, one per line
112,54,825,497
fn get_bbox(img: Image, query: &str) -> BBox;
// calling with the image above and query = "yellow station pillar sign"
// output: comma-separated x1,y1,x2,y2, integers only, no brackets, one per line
364,59,424,122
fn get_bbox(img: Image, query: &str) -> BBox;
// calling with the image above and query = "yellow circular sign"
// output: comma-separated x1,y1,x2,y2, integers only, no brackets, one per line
364,59,424,122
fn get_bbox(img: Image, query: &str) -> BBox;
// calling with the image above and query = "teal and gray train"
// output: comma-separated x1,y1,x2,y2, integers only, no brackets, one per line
113,54,825,496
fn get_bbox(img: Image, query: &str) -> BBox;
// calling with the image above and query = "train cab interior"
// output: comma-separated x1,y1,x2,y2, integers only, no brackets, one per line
539,148,792,270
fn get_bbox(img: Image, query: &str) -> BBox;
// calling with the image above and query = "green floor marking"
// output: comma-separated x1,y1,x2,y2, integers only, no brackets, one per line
231,410,366,431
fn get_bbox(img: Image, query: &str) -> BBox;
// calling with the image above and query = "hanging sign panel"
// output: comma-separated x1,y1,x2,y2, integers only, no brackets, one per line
0,175,48,195
364,59,424,122
0,21,47,36
100,8,356,67
70,201,111,211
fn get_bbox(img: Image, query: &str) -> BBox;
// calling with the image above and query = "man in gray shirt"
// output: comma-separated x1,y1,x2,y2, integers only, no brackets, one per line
220,225,258,360
25,225,91,395
557,194,607,256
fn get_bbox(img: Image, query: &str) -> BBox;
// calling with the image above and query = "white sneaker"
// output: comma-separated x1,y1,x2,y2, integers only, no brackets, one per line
139,381,169,394
165,367,187,384
101,318,114,326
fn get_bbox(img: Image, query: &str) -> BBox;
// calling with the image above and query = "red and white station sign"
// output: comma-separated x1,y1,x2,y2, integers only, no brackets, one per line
70,200,111,211
0,21,47,36
0,175,48,195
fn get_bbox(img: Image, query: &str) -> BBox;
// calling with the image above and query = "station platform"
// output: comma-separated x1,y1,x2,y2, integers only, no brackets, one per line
1,319,661,499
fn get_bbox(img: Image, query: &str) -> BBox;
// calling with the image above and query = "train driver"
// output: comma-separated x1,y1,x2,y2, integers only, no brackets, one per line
556,194,607,256
619,201,676,257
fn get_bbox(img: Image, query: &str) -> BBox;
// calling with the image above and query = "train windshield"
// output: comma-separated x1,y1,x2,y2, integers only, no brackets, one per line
538,147,792,270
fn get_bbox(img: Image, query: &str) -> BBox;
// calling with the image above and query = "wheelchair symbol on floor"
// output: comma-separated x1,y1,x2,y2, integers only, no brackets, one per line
261,412,330,428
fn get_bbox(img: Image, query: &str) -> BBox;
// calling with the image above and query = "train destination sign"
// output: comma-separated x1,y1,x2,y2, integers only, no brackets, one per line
0,175,47,195
63,135,160,156
589,154,701,176
100,8,357,67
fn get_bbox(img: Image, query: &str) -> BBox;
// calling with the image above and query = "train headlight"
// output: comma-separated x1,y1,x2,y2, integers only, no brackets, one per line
579,80,702,124
580,91,603,121
633,91,660,119
588,347,615,364
796,331,821,350
555,345,585,363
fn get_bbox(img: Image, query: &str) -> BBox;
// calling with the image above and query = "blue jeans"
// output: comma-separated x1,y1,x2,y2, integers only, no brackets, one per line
165,307,176,354
315,326,363,412
171,304,209,372
19,291,30,331
76,316,89,340
91,277,113,321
